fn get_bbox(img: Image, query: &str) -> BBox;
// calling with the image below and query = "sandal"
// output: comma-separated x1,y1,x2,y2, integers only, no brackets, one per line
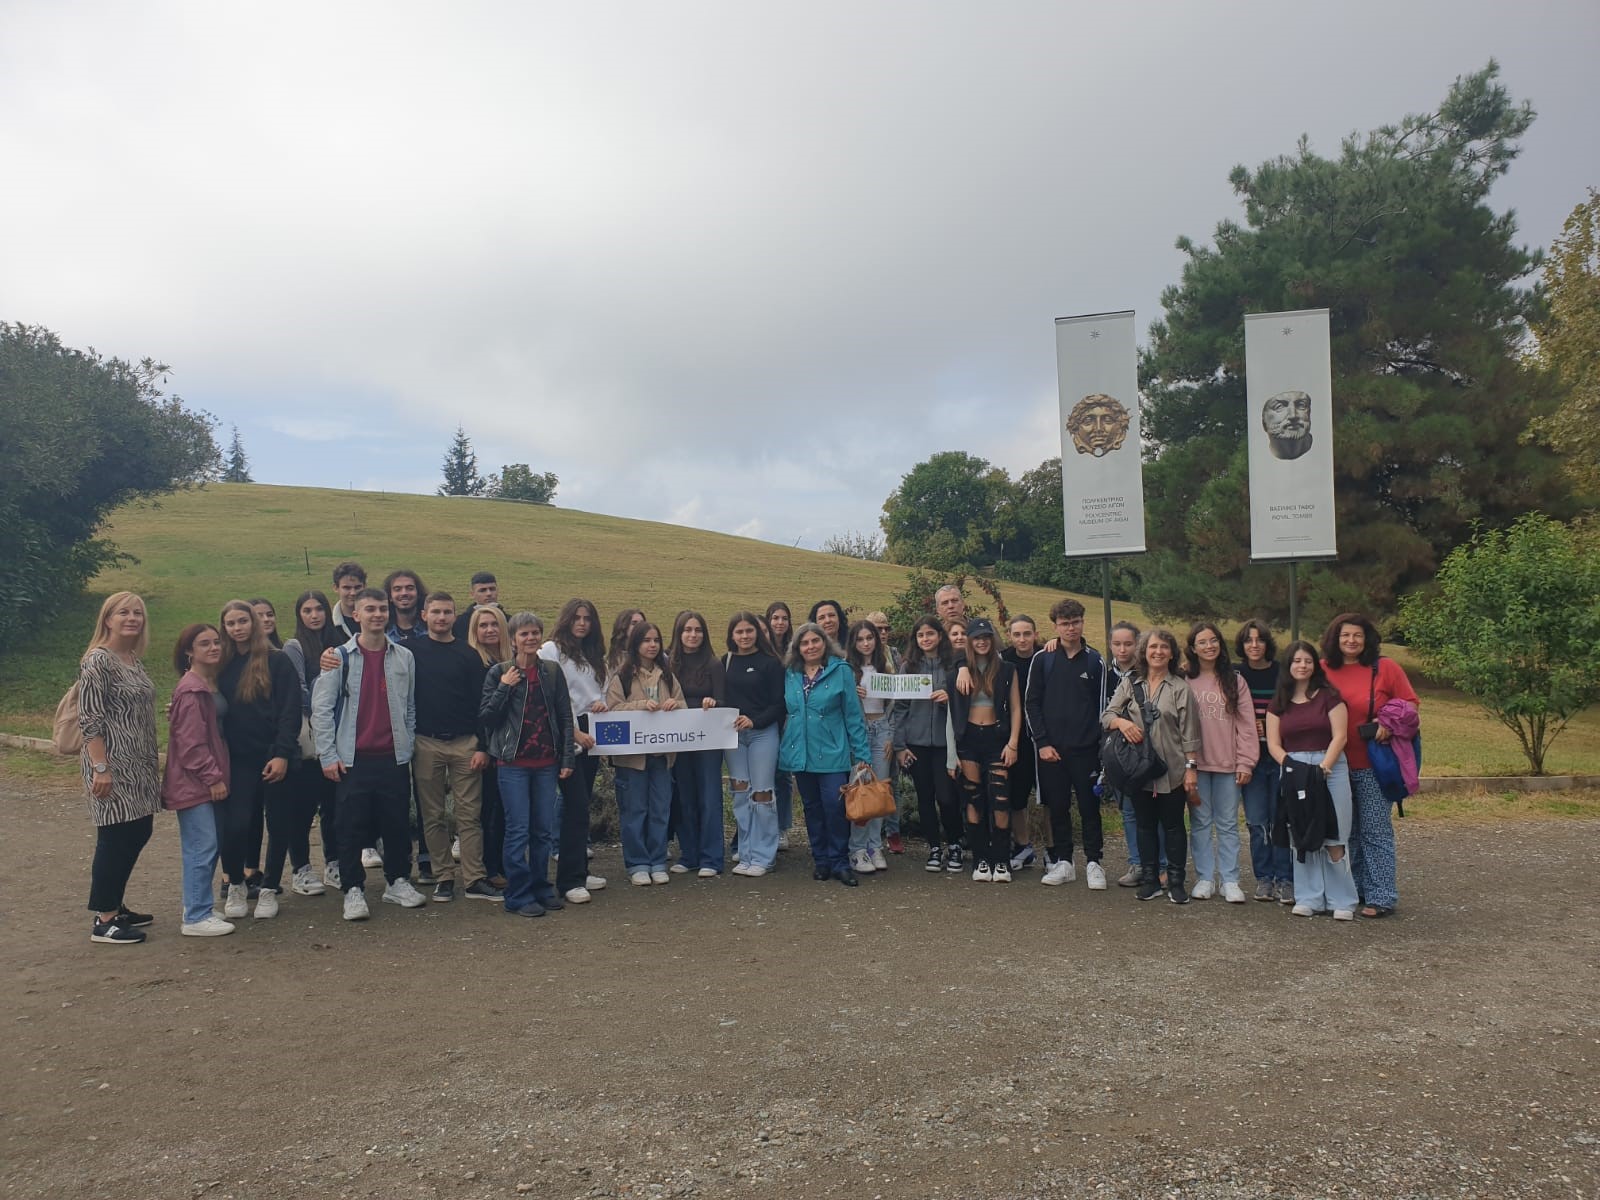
1359,904,1394,919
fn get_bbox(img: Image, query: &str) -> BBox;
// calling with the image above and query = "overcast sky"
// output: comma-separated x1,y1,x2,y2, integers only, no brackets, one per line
4,2,1595,548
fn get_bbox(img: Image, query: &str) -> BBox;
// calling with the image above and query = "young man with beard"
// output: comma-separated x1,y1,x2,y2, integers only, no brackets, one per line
410,592,502,903
383,569,430,646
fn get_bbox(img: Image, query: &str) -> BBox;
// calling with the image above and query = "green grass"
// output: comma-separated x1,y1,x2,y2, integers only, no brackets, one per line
2,482,1597,776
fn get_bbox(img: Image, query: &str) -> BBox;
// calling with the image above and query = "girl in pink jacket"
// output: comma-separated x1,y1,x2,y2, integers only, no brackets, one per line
1183,623,1259,903
162,624,234,937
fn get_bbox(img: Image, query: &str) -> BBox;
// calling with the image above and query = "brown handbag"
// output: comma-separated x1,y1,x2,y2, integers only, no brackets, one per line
843,767,896,824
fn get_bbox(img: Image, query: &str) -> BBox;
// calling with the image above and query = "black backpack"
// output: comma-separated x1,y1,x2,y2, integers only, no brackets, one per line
1099,679,1168,793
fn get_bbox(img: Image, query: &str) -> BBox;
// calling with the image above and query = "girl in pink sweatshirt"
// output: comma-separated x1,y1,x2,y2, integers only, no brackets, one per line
1183,623,1259,903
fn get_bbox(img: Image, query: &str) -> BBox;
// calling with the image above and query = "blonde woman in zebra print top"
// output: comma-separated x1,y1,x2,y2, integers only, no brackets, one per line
78,591,162,944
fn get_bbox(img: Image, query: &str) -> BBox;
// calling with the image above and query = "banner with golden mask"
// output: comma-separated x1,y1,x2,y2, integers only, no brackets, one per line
1053,310,1145,556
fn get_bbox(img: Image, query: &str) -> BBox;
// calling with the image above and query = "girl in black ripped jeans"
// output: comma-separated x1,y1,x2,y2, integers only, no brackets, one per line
948,618,1024,883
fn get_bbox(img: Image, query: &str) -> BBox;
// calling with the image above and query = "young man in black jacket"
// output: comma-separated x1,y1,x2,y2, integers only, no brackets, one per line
1024,599,1107,889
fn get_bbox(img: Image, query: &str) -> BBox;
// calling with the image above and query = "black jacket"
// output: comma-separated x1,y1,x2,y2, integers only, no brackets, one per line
950,660,1019,745
1024,643,1106,754
218,650,302,763
1273,757,1338,862
479,659,575,773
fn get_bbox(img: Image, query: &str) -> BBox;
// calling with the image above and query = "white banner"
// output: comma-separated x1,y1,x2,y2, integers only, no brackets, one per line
585,707,740,755
1054,310,1146,557
866,673,932,700
1245,309,1338,560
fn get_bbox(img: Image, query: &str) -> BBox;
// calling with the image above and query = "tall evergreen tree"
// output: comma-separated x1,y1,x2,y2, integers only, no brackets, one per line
438,425,485,497
221,425,252,483
1136,62,1570,627
1526,189,1600,496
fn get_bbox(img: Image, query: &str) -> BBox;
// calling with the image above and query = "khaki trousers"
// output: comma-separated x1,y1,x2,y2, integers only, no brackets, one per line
413,734,485,886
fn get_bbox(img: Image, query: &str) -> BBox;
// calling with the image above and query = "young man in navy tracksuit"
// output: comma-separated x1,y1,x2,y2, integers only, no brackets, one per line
1024,599,1107,889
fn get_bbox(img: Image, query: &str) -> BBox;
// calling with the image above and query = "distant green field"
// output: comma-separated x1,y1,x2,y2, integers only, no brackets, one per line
3,482,1596,776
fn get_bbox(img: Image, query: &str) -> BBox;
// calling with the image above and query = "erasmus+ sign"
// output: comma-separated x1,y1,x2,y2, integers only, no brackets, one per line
587,707,740,755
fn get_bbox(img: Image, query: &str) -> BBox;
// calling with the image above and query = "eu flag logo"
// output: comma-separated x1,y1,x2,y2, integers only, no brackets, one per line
595,720,631,747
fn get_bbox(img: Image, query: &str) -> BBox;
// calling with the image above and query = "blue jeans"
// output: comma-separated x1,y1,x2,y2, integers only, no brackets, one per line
176,802,222,925
849,718,894,856
616,757,672,873
1288,751,1358,912
497,764,559,912
673,749,726,872
1189,770,1243,886
1240,754,1291,883
796,770,850,873
726,725,780,870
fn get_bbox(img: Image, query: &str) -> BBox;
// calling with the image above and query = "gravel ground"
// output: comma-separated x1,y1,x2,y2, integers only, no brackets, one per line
2,760,1597,1200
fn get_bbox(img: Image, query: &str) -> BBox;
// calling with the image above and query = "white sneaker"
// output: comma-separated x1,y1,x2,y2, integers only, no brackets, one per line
451,837,461,861
585,874,608,891
1086,861,1107,890
651,870,670,885
323,862,341,891
991,862,1012,883
870,849,889,871
731,861,753,876
630,871,652,887
1222,882,1247,904
1332,908,1355,921
736,862,767,877
253,889,279,919
732,851,742,863
971,861,993,882
851,850,876,874
1291,903,1316,917
669,863,690,874
777,832,790,851
1057,858,1077,884
223,883,249,919
360,847,382,869
181,915,235,937
564,886,592,904
292,865,325,896
382,878,426,908
697,867,719,879
1191,880,1216,901
1041,860,1071,887
343,887,370,921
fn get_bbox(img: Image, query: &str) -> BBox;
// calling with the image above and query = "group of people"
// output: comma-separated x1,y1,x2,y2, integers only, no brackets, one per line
73,564,1418,943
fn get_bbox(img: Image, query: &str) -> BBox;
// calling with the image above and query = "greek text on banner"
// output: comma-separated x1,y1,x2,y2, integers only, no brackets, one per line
586,707,740,755
866,673,933,700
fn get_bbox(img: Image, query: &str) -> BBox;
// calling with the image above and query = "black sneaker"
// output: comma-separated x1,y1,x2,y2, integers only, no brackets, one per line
945,845,964,874
432,880,456,903
1136,876,1163,901
463,880,504,901
116,905,154,928
538,895,566,912
1167,880,1190,905
91,918,145,944
925,846,944,873
415,867,437,886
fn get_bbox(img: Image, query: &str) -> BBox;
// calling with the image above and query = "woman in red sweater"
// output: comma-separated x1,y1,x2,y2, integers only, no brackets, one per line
1320,614,1418,919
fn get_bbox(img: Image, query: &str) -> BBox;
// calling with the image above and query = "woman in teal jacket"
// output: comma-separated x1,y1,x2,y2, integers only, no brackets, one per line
779,622,871,886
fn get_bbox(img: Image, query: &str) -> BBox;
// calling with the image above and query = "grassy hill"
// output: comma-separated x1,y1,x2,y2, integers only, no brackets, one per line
3,482,1596,776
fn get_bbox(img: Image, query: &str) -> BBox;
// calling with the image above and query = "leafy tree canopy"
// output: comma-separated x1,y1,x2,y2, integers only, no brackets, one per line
880,451,1020,572
485,463,558,505
0,322,219,650
1137,62,1572,628
1526,189,1600,496
1400,514,1600,774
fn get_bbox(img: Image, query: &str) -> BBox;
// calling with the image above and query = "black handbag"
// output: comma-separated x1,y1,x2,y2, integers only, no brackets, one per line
1099,680,1169,793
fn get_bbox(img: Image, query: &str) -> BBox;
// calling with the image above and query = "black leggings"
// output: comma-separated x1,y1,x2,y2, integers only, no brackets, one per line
1132,789,1189,882
905,745,962,846
220,757,285,886
262,760,327,889
88,814,153,913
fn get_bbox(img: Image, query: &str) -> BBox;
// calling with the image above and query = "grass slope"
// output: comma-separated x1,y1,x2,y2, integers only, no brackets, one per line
3,483,1596,776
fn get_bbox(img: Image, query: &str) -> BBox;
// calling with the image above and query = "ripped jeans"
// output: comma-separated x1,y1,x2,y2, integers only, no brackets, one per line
725,723,781,870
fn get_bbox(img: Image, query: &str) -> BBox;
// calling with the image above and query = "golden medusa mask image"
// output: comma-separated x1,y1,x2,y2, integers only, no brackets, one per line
1065,393,1131,458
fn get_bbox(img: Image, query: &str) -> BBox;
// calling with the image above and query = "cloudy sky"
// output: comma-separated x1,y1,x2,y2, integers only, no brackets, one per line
4,2,1595,548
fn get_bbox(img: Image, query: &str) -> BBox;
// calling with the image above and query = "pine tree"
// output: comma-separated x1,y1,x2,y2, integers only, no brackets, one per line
1135,62,1571,627
222,425,252,483
438,425,485,497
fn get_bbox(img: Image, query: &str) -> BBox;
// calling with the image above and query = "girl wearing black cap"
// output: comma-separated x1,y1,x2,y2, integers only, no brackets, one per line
949,618,1023,882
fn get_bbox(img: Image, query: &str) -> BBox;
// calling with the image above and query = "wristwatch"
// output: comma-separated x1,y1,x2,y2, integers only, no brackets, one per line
92,761,110,775
1184,759,1197,771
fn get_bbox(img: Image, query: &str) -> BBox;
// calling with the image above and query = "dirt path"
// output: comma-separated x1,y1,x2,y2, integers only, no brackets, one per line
2,759,1596,1199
